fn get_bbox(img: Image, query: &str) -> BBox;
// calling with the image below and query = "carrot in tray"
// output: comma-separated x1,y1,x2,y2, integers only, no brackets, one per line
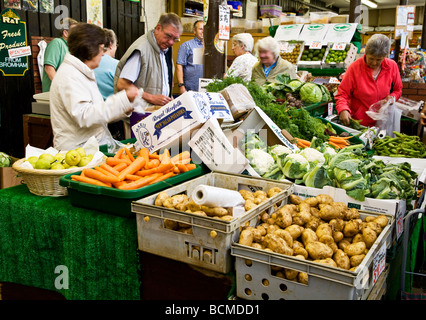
177,163,189,173
84,168,120,183
170,151,190,164
94,166,117,178
139,148,150,168
146,159,161,169
112,162,128,172
71,175,111,187
118,173,162,190
149,152,160,159
113,148,125,159
106,157,132,166
117,156,146,181
185,163,196,171
149,172,176,185
124,148,135,162
100,163,120,176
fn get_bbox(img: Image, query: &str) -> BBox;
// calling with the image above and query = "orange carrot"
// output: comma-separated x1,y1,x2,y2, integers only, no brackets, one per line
84,168,120,183
118,173,162,190
113,162,128,172
100,163,120,176
170,151,190,164
149,152,160,159
125,174,142,181
173,166,181,174
146,159,161,169
328,141,343,149
124,148,135,162
149,172,175,185
106,157,132,166
174,158,191,165
114,148,124,159
177,164,188,173
135,168,158,177
139,148,150,168
71,175,111,187
117,156,146,181
112,181,127,188
95,166,118,178
161,148,171,163
185,163,196,171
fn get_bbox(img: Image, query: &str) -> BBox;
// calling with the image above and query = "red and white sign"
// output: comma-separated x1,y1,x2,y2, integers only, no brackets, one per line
372,243,386,285
309,41,322,50
8,46,31,59
332,42,346,51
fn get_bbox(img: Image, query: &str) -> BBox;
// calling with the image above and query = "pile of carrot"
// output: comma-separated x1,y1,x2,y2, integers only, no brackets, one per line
294,137,311,149
328,135,353,149
71,147,196,190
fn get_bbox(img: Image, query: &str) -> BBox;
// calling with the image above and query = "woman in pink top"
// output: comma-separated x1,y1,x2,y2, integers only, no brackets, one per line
335,34,402,127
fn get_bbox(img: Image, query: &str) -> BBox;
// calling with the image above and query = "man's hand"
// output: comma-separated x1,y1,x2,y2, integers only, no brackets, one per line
339,110,351,126
179,85,186,95
142,92,172,106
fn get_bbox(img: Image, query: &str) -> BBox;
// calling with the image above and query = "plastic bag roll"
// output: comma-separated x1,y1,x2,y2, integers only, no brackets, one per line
192,185,245,207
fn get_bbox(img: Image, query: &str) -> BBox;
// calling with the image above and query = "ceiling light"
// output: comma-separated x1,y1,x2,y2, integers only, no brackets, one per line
361,0,377,8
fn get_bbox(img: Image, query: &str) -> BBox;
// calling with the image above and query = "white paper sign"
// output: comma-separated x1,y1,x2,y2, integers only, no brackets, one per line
372,242,386,285
274,24,304,41
323,23,358,44
298,24,329,46
218,5,230,40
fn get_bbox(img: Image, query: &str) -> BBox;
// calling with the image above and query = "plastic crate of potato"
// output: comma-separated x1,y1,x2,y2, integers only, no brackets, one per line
132,172,293,274
231,193,394,300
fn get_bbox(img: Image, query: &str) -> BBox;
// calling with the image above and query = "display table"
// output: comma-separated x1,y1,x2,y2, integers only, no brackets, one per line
0,185,140,300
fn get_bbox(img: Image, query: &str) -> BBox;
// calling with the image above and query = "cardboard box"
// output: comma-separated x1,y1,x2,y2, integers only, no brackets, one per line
131,91,233,153
219,84,256,120
189,117,258,176
0,167,23,189
189,106,298,177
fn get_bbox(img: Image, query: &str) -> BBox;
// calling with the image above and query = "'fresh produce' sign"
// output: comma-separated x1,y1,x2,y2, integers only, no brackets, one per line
0,9,29,76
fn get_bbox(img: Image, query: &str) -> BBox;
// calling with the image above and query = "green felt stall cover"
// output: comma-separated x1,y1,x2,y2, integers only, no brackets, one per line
0,185,140,300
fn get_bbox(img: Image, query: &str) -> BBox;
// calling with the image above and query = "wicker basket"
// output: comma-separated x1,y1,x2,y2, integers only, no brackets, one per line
12,158,99,197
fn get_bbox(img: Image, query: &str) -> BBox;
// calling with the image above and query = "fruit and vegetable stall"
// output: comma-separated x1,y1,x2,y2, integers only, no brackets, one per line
0,23,425,301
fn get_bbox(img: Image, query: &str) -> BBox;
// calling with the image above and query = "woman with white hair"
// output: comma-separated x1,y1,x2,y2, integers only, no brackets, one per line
336,34,402,127
251,36,298,86
225,33,258,82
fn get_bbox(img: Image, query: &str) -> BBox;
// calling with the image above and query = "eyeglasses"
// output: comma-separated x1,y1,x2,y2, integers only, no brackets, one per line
161,27,180,42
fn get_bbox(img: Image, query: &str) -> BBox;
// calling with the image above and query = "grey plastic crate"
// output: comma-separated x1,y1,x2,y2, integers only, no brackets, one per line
132,172,294,274
231,211,394,300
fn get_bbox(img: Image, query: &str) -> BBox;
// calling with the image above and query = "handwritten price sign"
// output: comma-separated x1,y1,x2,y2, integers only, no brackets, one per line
309,41,322,50
372,243,386,285
332,42,346,51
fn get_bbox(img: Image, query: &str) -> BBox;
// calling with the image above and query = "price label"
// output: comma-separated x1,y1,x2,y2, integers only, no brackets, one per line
218,5,230,41
309,41,322,49
332,42,346,51
329,77,340,84
396,201,406,240
280,42,289,53
372,243,386,285
328,102,333,117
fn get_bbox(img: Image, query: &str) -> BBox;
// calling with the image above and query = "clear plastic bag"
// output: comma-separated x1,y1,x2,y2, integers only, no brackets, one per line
366,100,401,137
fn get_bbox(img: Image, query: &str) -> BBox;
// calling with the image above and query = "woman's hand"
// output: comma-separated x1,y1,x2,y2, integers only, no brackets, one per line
339,110,352,126
125,85,139,103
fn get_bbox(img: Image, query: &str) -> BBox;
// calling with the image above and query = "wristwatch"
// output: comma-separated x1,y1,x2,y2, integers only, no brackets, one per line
178,83,185,88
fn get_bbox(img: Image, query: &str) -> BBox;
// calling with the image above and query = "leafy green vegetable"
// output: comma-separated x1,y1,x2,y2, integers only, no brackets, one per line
0,152,11,167
303,164,332,189
282,153,310,180
299,83,323,104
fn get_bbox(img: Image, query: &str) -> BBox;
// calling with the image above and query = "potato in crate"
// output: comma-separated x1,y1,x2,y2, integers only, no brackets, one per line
132,172,293,274
231,193,395,300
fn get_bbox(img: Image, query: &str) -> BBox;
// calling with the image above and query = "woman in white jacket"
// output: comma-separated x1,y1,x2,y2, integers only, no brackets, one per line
50,23,139,153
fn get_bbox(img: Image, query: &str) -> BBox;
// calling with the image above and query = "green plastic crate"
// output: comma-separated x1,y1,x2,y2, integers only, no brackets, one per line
59,164,207,218
304,102,337,118
318,117,365,146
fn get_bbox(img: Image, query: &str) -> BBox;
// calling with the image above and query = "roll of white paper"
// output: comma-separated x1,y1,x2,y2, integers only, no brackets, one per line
378,129,387,139
192,185,245,207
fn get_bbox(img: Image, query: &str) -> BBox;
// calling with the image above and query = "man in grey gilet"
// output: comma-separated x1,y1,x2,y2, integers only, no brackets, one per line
113,13,183,108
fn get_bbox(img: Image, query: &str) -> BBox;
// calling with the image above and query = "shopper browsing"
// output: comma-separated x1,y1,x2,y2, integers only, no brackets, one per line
335,34,402,127
251,36,298,86
114,13,183,107
42,17,79,92
49,23,139,153
225,33,258,82
176,20,204,94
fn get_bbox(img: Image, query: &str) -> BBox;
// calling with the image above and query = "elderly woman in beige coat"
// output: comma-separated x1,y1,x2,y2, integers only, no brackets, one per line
251,36,298,86
50,23,139,153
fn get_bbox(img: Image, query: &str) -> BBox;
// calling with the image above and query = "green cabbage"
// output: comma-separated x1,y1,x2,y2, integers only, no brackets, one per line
299,83,323,104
